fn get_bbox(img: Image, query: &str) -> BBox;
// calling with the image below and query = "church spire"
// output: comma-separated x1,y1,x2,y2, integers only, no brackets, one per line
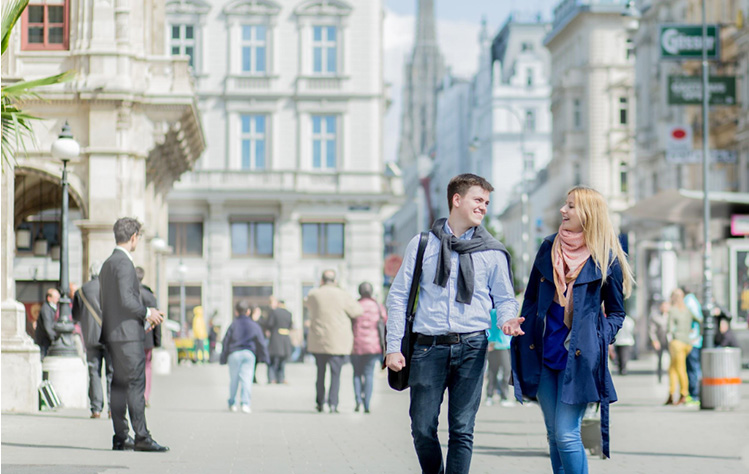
415,0,438,49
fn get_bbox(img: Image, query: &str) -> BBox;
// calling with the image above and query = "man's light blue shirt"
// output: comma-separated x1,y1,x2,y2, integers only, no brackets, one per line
385,222,519,354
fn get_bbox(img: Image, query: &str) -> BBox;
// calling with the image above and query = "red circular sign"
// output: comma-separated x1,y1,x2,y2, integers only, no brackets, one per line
672,129,687,139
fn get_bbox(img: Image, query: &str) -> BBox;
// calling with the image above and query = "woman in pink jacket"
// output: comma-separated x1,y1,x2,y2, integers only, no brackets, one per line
352,282,387,413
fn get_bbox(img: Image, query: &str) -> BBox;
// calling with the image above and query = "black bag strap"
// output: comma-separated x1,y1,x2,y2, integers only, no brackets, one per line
406,232,430,324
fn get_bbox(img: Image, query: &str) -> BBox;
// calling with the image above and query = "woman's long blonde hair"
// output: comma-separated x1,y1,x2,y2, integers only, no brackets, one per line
567,186,635,297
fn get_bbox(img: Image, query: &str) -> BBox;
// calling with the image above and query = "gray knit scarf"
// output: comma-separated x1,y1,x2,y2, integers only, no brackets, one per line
430,218,512,304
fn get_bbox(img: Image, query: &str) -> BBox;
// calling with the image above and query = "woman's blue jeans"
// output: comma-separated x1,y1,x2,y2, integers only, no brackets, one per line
228,350,256,407
536,365,589,474
351,354,379,410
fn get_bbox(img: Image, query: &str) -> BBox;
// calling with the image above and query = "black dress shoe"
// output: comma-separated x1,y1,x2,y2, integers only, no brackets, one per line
112,435,135,451
134,438,169,453
315,404,323,413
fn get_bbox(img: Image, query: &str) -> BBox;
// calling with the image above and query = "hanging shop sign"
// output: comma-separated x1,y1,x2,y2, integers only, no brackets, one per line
659,24,720,60
668,76,736,105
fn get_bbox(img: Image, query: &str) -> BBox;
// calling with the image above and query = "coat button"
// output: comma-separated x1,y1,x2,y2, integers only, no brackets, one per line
529,344,535,350
540,277,546,282
575,349,581,357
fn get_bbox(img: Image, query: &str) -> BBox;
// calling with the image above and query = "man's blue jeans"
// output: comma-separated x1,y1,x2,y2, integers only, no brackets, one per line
536,365,589,474
409,333,487,474
228,350,256,407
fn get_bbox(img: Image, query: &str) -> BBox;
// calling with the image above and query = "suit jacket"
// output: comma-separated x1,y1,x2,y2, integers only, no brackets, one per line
99,249,147,344
140,284,161,350
305,284,363,355
35,302,57,348
72,278,104,349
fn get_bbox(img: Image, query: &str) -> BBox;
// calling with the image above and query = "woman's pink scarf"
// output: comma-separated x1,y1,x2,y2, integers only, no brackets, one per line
552,228,591,328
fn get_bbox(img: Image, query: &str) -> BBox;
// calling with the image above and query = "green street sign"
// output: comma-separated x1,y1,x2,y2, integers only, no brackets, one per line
668,76,737,105
660,24,719,60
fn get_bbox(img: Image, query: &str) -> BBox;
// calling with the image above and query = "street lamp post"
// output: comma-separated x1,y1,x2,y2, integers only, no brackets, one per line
48,122,80,357
699,0,715,350
151,236,167,306
177,260,187,338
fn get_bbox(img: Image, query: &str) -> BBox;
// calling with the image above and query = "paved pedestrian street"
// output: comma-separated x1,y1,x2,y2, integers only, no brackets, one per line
2,354,748,474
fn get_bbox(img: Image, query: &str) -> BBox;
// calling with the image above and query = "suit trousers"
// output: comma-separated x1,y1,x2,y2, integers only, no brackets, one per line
313,354,345,409
108,341,150,442
86,345,113,413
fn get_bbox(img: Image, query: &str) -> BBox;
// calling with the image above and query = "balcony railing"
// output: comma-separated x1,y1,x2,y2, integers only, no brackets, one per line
225,75,276,94
295,75,349,94
173,169,398,196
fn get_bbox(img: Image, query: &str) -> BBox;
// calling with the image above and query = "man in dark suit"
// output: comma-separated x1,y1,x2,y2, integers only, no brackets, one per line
72,261,113,419
35,288,60,360
135,267,161,406
99,217,167,452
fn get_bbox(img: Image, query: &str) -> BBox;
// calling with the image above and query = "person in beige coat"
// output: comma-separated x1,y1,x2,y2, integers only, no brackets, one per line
305,270,363,413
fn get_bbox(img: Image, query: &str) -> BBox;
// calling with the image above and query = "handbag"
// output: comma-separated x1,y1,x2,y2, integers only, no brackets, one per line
388,231,429,391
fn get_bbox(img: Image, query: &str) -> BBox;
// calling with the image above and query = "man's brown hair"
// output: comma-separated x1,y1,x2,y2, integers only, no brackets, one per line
446,174,494,211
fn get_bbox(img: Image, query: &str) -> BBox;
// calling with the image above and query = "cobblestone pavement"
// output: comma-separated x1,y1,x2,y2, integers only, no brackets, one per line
2,353,749,473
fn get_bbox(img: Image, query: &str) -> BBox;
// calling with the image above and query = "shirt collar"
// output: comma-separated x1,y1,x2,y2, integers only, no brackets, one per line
444,221,475,240
114,246,134,263
48,302,57,311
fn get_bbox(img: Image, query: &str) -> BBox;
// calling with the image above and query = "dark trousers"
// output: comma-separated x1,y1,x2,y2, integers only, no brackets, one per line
268,355,288,384
614,345,632,375
39,344,49,361
409,334,488,474
87,345,113,413
686,346,702,399
313,354,345,409
108,341,150,442
485,349,511,400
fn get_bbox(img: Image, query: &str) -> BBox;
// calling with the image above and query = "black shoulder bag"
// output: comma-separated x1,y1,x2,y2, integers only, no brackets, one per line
388,232,429,391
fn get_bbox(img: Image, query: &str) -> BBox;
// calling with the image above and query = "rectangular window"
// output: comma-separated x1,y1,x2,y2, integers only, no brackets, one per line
312,25,337,74
232,285,273,311
526,67,534,87
168,221,203,256
230,221,274,257
167,285,202,326
311,115,337,169
241,25,267,73
22,0,68,50
573,99,582,129
626,38,634,61
170,24,196,68
619,97,628,125
620,161,628,194
240,115,267,170
525,109,536,132
301,223,344,257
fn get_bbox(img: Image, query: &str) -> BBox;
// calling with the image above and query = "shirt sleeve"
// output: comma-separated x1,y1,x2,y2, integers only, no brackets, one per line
491,251,520,329
385,234,421,354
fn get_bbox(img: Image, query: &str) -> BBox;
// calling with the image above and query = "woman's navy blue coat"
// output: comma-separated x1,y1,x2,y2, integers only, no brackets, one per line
510,234,626,458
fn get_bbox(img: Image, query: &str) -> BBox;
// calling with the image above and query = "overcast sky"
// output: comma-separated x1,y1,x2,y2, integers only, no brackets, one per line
382,0,559,162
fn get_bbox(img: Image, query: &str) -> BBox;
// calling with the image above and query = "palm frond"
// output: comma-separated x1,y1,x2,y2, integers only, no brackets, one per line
2,71,73,95
1,0,29,55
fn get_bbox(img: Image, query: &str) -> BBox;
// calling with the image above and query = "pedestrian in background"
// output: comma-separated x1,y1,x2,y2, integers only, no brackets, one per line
714,306,739,348
306,269,363,413
221,301,269,413
265,296,293,384
36,288,59,360
136,267,161,406
648,299,669,383
72,261,112,419
192,305,208,363
386,174,518,474
485,308,513,407
683,288,703,405
665,288,699,406
507,186,635,471
352,282,386,413
612,315,635,375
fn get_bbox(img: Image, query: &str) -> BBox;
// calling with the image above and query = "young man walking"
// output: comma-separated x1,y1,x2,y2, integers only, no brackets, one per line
386,174,518,474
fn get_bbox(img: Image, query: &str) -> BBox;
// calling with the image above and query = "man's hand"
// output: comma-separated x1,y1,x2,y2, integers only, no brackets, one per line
385,352,406,372
652,339,661,352
146,308,165,331
502,317,525,336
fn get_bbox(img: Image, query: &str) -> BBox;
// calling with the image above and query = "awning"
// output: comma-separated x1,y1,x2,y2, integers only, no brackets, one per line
622,189,749,224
